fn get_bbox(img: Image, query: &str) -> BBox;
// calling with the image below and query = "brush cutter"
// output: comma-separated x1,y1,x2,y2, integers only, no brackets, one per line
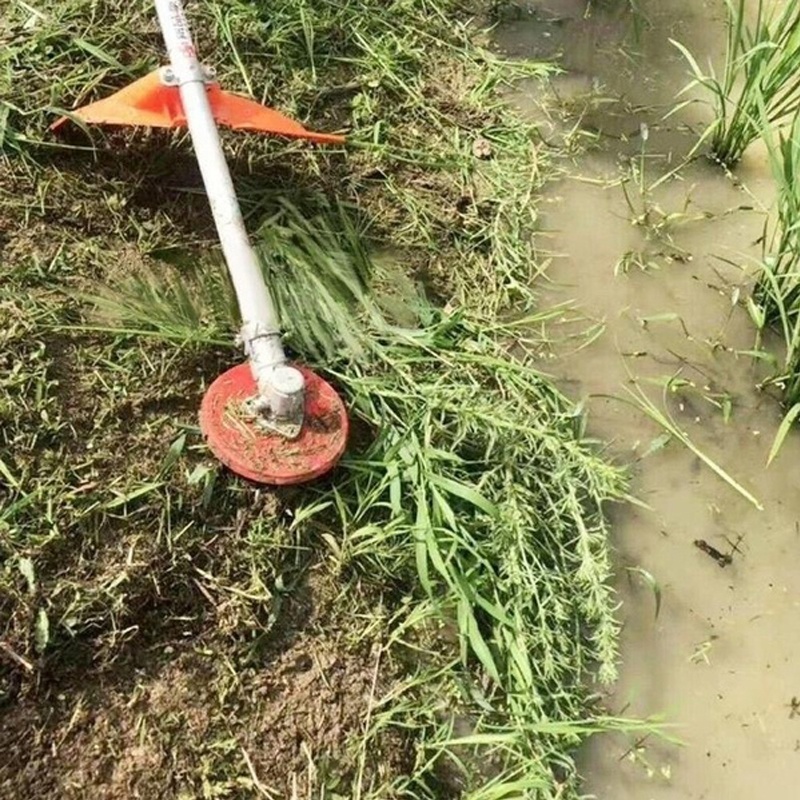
53,0,348,485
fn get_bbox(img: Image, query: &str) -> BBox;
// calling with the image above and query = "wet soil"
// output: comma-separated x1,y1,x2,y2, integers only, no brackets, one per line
496,1,800,797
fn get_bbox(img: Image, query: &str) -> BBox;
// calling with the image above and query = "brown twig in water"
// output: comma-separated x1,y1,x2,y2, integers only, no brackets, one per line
694,539,732,567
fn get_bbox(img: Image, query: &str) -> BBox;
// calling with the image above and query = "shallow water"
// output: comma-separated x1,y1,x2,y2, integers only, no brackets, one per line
496,2,800,797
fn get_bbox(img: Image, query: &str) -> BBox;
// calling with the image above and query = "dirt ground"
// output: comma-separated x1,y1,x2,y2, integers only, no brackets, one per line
0,562,411,798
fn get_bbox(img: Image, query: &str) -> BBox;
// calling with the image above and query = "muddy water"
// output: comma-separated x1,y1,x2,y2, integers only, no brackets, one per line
496,2,800,798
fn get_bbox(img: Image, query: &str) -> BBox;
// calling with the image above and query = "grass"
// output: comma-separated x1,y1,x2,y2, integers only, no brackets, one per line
670,0,800,455
1,0,647,796
672,0,800,167
745,107,800,460
620,383,762,510
751,109,800,407
98,238,638,794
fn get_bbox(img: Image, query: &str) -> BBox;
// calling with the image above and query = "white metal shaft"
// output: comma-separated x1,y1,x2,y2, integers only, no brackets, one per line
154,0,285,370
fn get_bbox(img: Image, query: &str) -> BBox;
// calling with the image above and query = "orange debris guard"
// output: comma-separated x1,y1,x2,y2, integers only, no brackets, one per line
51,0,349,487
51,69,345,145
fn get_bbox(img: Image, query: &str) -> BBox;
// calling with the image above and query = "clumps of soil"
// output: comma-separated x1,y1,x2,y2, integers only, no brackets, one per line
244,636,402,792
0,577,412,799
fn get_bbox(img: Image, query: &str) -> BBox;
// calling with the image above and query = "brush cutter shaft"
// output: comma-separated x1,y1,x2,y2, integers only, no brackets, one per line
154,0,305,426
154,0,277,341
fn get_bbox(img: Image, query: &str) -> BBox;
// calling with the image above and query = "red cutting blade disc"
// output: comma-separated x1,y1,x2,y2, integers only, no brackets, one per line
199,363,348,485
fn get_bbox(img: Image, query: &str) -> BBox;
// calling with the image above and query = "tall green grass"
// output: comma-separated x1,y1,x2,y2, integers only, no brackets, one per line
751,109,800,414
673,0,800,166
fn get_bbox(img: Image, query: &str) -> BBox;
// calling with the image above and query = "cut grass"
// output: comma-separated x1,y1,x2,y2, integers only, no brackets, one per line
92,198,638,797
620,383,762,510
1,0,644,796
